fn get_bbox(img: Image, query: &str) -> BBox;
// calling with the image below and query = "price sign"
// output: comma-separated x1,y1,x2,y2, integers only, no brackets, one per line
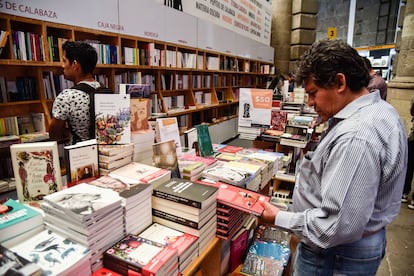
328,27,336,39
239,88,272,128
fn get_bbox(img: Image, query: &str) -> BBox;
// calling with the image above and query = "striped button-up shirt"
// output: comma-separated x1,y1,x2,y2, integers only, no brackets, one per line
275,91,408,249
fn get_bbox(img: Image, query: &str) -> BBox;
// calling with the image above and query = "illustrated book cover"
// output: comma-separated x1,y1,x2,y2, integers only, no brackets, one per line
64,139,99,186
42,183,122,223
130,98,150,131
10,141,62,203
152,177,218,209
109,161,171,186
152,139,181,178
155,117,182,156
95,93,131,144
119,83,151,98
0,244,42,276
10,229,91,276
201,165,251,187
103,234,178,276
0,198,43,244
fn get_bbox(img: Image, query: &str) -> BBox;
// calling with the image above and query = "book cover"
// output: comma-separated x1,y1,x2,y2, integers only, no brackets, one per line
195,123,214,157
218,145,244,155
42,183,122,222
152,178,218,209
95,93,131,144
0,198,43,244
10,141,62,203
138,223,198,260
201,165,251,187
109,161,171,186
197,179,270,216
119,83,151,98
155,117,182,156
130,98,150,131
0,244,42,276
152,139,181,179
103,234,178,276
87,175,130,193
64,139,99,185
10,229,91,276
229,228,249,272
270,109,288,131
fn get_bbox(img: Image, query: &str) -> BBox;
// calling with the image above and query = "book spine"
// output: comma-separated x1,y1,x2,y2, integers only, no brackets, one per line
152,190,202,209
103,254,142,275
152,208,200,229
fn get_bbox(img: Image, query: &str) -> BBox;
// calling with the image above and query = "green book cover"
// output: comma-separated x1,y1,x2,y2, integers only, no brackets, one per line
0,199,42,231
195,123,214,157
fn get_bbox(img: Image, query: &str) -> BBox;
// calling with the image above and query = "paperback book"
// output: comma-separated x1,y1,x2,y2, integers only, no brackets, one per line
64,139,99,185
0,244,42,276
11,229,92,276
152,139,181,178
95,93,131,144
10,141,62,203
103,234,178,276
195,123,214,157
0,198,43,245
109,161,171,186
152,177,218,209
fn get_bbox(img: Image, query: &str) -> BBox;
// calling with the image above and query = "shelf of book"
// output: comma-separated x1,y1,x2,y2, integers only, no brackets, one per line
0,14,272,136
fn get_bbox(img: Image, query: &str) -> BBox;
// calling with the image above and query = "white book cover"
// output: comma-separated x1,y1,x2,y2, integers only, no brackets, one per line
42,183,122,222
95,93,131,144
109,161,171,185
11,229,91,276
238,88,272,129
64,139,99,185
10,141,62,204
156,117,182,156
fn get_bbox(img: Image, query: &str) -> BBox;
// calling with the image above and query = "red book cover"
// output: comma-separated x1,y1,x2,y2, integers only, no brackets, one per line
218,145,244,155
92,267,122,276
104,234,178,276
230,229,249,271
196,179,270,216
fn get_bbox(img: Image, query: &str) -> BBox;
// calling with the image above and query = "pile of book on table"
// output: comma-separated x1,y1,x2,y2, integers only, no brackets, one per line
151,178,219,257
98,143,134,175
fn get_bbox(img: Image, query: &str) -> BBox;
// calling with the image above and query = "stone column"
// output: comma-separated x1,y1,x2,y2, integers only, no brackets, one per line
388,0,414,133
270,0,293,74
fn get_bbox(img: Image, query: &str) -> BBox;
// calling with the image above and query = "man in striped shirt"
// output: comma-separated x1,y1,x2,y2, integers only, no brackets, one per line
260,39,407,275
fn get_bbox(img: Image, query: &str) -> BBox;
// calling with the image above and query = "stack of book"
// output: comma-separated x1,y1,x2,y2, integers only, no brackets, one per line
131,129,155,165
137,222,199,273
151,178,219,254
179,161,206,181
222,161,262,192
109,161,171,187
202,164,252,188
98,143,134,175
88,175,153,235
0,198,44,247
40,183,125,271
216,203,245,240
103,233,179,276
10,228,92,275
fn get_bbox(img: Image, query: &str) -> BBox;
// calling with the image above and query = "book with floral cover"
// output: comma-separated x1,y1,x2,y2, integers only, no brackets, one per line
10,141,62,203
95,93,131,144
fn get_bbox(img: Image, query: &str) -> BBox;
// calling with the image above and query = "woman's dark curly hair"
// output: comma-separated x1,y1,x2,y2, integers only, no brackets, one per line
294,39,370,92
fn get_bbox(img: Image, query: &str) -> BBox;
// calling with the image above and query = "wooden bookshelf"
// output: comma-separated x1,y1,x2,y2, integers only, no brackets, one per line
0,14,273,134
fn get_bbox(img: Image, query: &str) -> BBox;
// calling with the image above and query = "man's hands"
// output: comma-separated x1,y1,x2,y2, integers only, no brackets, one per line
259,198,280,225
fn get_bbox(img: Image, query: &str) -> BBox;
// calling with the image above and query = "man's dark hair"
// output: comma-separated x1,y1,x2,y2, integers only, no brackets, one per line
363,56,373,71
294,39,370,92
62,41,98,75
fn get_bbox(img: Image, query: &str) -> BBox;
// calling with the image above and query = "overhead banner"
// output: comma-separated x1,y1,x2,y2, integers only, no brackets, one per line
156,0,272,45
